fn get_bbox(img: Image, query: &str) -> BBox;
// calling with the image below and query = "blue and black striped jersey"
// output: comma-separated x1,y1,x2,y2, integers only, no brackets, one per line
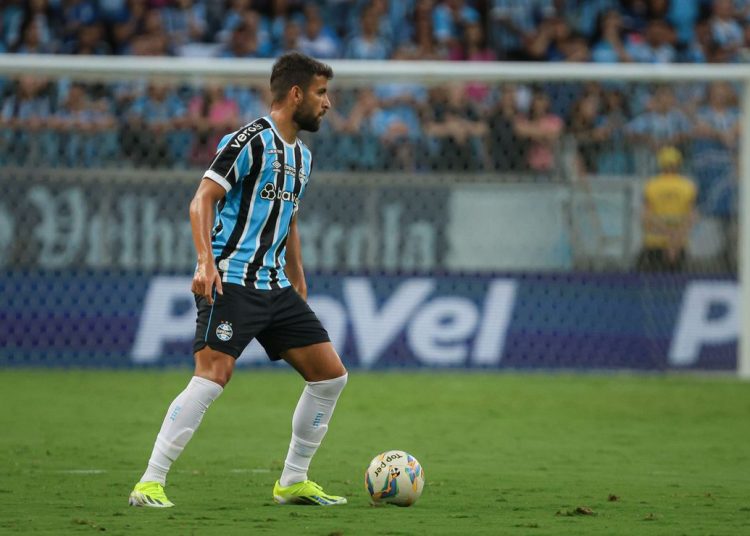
203,116,312,289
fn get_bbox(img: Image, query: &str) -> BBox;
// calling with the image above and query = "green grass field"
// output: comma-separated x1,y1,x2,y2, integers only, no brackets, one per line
1,370,749,535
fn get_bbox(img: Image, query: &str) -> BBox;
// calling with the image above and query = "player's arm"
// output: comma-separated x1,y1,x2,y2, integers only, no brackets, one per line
285,214,307,301
190,178,226,304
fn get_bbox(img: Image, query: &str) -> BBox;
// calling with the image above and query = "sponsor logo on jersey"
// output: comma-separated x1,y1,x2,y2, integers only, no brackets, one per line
229,122,264,148
216,321,233,342
260,183,299,208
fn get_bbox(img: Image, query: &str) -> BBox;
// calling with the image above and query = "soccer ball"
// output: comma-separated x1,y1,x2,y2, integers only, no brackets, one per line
365,450,425,507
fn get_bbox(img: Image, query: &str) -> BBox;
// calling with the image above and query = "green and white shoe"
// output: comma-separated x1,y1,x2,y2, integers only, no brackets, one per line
128,481,174,508
273,479,347,506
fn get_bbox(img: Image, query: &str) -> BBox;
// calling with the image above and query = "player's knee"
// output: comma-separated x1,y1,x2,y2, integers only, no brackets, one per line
209,365,234,387
318,365,348,384
194,347,235,387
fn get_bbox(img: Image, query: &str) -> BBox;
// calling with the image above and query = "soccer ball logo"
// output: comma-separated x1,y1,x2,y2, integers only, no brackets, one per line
365,450,424,507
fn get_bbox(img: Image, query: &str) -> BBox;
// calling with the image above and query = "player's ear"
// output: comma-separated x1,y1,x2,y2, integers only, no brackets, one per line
292,85,303,105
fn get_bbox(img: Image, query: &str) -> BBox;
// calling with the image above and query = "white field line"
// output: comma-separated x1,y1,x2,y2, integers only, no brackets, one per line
54,468,272,474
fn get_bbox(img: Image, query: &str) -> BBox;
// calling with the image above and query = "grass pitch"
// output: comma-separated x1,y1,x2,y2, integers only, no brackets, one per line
1,370,749,535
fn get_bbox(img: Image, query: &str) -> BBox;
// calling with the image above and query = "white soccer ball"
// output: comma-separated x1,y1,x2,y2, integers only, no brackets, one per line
365,450,425,507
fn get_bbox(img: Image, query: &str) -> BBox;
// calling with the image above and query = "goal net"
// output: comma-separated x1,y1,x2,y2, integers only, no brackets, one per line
0,56,745,375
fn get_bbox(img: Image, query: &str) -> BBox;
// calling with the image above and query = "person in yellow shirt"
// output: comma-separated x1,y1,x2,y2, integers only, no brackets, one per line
636,146,697,272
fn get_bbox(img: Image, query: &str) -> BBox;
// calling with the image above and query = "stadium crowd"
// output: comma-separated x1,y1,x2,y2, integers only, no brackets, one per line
0,0,742,221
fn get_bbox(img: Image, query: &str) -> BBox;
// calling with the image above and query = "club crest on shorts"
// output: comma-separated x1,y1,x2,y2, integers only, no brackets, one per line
216,321,233,342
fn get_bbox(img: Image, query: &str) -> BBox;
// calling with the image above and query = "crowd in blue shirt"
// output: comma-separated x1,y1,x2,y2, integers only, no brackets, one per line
2,0,750,62
0,0,745,218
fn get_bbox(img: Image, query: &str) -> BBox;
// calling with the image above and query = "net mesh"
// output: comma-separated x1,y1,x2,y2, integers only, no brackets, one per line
0,68,740,369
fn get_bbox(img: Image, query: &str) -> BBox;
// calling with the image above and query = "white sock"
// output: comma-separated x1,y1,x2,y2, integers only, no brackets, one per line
140,376,223,486
280,373,348,487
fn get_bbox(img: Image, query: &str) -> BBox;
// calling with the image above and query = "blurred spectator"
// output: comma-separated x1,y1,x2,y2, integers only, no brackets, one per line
359,0,396,45
187,83,240,166
298,4,341,59
52,83,117,167
569,86,603,174
594,89,631,174
432,0,481,49
564,0,617,39
63,22,112,54
710,0,743,59
221,18,264,58
275,19,302,56
10,0,58,52
514,89,564,174
61,0,98,44
122,82,189,167
449,21,495,61
161,0,207,50
738,22,750,61
322,0,357,40
98,0,129,23
263,0,301,48
13,15,57,53
526,15,573,61
450,21,495,104
636,146,696,272
619,0,651,34
591,9,633,63
111,0,149,54
487,84,526,172
423,84,488,171
396,4,447,60
0,76,54,166
217,0,252,43
345,5,390,60
559,32,591,61
625,18,676,63
668,0,701,44
373,79,429,171
229,85,272,124
734,0,750,20
626,85,691,173
691,81,739,224
681,17,713,63
129,8,172,56
490,0,548,60
1,0,25,50
321,88,383,170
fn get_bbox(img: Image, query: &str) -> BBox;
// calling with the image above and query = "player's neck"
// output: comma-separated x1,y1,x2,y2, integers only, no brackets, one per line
269,109,298,145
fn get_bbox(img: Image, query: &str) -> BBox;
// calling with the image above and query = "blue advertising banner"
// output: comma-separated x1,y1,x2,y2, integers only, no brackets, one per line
0,271,738,370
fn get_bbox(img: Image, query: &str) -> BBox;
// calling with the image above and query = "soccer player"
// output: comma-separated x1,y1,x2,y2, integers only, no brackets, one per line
129,52,348,508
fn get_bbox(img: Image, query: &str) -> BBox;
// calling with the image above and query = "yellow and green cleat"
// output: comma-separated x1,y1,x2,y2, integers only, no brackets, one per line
273,479,347,506
128,481,174,508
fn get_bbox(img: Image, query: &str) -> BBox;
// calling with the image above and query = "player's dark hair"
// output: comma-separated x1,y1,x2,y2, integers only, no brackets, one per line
270,52,333,103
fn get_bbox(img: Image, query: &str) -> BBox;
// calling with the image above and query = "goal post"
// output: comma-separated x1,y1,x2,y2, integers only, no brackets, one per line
0,55,746,375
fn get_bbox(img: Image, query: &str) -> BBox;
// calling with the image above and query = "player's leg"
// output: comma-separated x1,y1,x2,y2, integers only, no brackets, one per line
129,347,234,507
130,285,257,507
273,342,348,505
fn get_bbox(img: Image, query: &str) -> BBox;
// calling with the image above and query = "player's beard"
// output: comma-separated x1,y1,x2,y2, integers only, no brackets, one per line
293,101,323,132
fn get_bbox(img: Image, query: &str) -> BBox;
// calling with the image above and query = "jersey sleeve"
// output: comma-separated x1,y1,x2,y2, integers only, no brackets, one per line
204,132,254,192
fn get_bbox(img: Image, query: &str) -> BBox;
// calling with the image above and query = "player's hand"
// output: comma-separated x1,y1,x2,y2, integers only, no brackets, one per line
192,261,224,305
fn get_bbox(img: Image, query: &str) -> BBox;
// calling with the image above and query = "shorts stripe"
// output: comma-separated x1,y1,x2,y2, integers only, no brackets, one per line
204,288,217,342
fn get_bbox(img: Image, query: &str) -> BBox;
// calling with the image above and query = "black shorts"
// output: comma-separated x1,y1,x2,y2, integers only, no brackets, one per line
193,284,330,361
